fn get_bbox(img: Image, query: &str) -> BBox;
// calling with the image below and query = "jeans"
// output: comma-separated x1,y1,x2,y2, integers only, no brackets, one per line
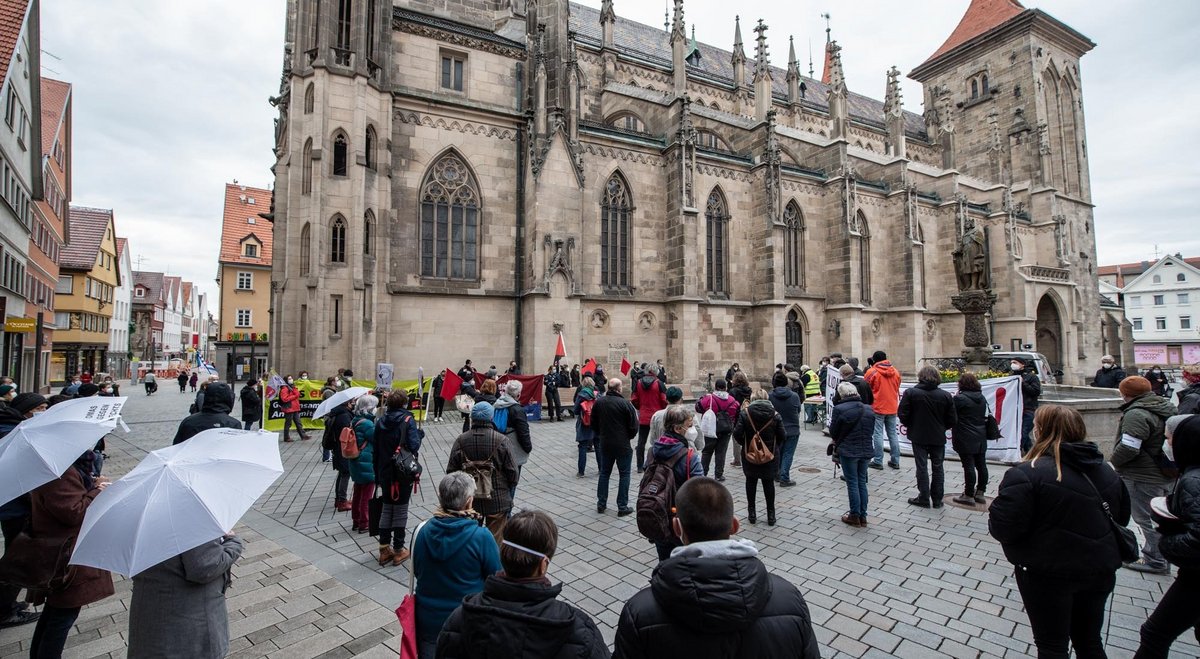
777,435,800,482
636,424,651,470
597,444,632,509
282,411,306,439
1,516,24,617
1021,409,1036,454
701,432,731,479
1124,477,1170,568
912,443,946,503
962,452,989,494
1135,569,1200,658
577,440,593,475
1014,567,1115,659
841,456,870,517
872,414,900,466
351,483,373,529
804,402,819,424
29,604,81,659
545,388,562,420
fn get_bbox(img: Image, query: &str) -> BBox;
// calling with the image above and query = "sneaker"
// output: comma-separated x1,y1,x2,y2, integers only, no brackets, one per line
0,609,40,628
715,476,726,482
322,456,332,463
888,462,900,470
597,504,606,514
617,506,634,517
869,462,884,470
973,491,987,504
576,472,585,478
1123,560,1170,575
953,495,976,506
907,497,932,508
779,479,797,487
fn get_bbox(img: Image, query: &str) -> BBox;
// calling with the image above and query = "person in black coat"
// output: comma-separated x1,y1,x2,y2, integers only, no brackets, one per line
239,380,263,430
373,391,424,564
732,392,785,525
322,402,355,511
543,364,563,421
951,372,989,506
591,379,639,515
989,404,1131,659
898,367,957,508
1011,357,1042,454
767,374,802,488
613,478,820,659
1091,355,1127,389
831,363,873,406
1136,414,1200,658
172,383,242,445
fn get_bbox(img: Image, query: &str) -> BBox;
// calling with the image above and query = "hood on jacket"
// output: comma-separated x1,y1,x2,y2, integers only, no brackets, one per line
745,399,776,419
1056,440,1107,470
651,435,688,459
494,394,521,410
639,375,659,389
871,361,898,378
0,404,25,435
422,516,487,563
1121,392,1177,418
652,539,771,633
916,381,941,391
457,577,576,654
201,383,235,414
711,391,730,400
769,386,798,400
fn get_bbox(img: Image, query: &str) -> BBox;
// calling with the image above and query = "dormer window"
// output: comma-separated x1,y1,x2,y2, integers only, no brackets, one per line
244,243,258,258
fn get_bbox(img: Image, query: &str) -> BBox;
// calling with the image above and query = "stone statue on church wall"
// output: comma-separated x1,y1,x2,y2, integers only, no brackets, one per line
953,224,990,291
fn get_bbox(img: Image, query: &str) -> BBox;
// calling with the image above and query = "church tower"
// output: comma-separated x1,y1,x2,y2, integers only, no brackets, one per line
269,0,394,371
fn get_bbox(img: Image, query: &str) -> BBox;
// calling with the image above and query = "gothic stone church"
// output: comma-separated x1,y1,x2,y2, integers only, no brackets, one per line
268,0,1105,386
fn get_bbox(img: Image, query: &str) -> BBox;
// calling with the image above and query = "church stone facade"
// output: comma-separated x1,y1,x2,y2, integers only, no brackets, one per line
268,0,1104,386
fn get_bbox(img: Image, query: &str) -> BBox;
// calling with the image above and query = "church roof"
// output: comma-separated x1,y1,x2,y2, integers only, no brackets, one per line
219,182,273,267
61,206,112,271
920,0,1027,68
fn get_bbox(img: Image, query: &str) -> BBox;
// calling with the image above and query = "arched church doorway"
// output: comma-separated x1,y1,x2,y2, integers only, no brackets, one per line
1035,294,1063,374
786,310,804,368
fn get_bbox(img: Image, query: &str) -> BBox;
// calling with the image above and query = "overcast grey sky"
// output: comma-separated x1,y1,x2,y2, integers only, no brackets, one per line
40,0,1199,314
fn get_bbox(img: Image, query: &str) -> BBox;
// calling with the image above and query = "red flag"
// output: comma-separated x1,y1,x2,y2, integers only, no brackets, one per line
620,358,632,376
439,368,463,400
555,333,567,360
581,358,596,376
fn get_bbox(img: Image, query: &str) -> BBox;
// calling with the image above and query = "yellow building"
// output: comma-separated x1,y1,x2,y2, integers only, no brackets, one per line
52,206,120,381
216,182,272,380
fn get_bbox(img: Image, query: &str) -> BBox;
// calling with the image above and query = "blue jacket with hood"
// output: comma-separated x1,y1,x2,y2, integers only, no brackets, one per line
412,515,502,644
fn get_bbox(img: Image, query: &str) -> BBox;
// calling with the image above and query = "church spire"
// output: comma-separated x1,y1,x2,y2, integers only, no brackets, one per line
731,15,746,89
600,0,615,49
670,0,685,44
786,35,802,104
670,0,687,95
826,40,847,138
753,19,772,121
883,66,907,158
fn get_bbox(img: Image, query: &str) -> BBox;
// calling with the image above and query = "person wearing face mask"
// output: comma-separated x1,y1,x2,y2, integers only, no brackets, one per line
278,375,310,443
0,384,16,409
1010,357,1042,454
1111,376,1177,575
1091,355,1127,389
643,405,704,559
647,387,700,452
1144,365,1169,397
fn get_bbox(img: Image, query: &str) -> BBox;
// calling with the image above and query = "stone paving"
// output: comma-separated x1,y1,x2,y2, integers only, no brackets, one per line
2,383,1198,658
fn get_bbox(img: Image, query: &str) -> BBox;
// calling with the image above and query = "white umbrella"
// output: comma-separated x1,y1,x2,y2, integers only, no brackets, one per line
70,428,284,577
312,386,371,419
0,396,128,506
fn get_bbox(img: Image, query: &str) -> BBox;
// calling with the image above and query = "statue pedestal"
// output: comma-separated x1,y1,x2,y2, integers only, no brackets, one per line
952,290,997,370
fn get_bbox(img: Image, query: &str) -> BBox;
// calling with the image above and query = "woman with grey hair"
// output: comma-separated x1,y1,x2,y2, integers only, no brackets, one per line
348,395,378,533
644,404,704,559
495,379,533,495
412,472,501,659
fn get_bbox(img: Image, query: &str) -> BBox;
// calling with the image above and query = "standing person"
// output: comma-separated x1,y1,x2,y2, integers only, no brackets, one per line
727,373,753,468
593,378,639,516
656,359,667,385
1178,364,1200,414
322,398,356,512
800,365,821,425
348,395,377,533
544,364,564,422
437,510,610,659
457,360,476,384
0,393,48,629
864,351,902,470
831,363,873,405
142,370,156,396
464,379,499,432
102,375,119,397
631,364,668,472
613,478,821,659
430,371,445,422
447,402,520,542
373,390,424,564
648,387,695,451
177,371,188,393
724,362,740,386
732,390,784,526
321,377,339,399
570,364,581,388
989,405,1131,659
1112,375,1177,575
507,360,520,375
1091,355,1128,389
1011,357,1042,454
411,472,502,659
126,534,244,659
951,372,990,505
574,376,598,477
898,366,957,509
695,380,741,482
189,371,199,392
643,405,705,560
495,380,533,497
830,382,876,527
1144,365,1169,397
768,373,802,488
172,383,242,445
279,375,310,442
239,379,262,430
1134,414,1200,658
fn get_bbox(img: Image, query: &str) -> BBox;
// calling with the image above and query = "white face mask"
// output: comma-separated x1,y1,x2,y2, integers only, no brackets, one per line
1103,363,1113,369
685,426,698,442
1163,441,1175,462
1011,362,1022,371
30,410,44,416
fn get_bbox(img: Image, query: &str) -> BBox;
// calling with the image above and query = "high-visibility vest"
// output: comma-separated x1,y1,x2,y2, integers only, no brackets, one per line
803,369,820,396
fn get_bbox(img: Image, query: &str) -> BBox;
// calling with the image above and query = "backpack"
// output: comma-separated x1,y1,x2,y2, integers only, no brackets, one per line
340,421,362,459
636,448,693,543
743,414,775,465
580,398,595,426
461,432,499,500
700,408,718,438
492,405,510,434
712,396,735,435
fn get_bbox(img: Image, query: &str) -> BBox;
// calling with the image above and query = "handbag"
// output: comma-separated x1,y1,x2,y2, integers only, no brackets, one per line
0,528,76,592
396,519,430,659
983,398,1002,441
1078,469,1140,563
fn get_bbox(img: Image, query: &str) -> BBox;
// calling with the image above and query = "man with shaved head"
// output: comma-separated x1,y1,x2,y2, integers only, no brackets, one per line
592,376,639,516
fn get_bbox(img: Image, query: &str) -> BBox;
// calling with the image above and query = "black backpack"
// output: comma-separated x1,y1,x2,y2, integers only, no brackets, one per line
636,448,692,543
713,396,735,435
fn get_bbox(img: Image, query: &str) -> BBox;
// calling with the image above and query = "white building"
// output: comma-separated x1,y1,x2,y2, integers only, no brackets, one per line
196,291,211,363
107,236,133,377
161,275,183,358
1101,254,1200,368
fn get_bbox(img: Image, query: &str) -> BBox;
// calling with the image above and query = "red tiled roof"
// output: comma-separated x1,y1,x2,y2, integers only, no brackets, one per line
40,78,70,155
820,39,834,85
181,281,193,309
219,182,273,267
920,0,1026,67
61,205,112,270
0,0,29,90
115,236,127,259
164,275,180,307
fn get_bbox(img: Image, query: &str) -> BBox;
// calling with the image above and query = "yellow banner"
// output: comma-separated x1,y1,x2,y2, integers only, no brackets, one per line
261,378,428,431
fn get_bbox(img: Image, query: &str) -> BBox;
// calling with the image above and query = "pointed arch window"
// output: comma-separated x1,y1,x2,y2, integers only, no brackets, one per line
853,211,871,304
299,222,312,276
301,138,313,194
601,172,631,288
784,201,805,290
330,216,347,263
706,188,729,294
304,84,314,114
332,132,348,176
420,152,480,279
364,125,376,170
785,309,804,368
363,210,374,256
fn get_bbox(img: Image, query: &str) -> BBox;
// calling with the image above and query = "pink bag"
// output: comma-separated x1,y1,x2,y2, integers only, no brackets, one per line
395,595,418,659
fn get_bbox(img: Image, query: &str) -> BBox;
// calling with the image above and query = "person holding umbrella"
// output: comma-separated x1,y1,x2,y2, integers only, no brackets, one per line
0,393,48,629
172,383,242,445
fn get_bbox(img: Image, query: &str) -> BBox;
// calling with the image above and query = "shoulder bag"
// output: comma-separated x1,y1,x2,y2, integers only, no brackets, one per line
0,527,76,592
1077,468,1140,563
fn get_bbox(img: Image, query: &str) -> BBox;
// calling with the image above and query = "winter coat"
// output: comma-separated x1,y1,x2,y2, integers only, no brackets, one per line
278,384,301,414
29,466,114,608
373,408,423,501
1161,465,1200,569
732,401,784,479
322,405,354,474
349,413,376,484
898,382,958,446
413,516,502,645
728,384,753,408
438,574,610,659
647,411,701,451
951,391,988,456
694,392,740,435
1145,369,1169,395
613,539,820,659
647,433,704,483
126,536,244,659
767,386,802,437
474,392,498,406
1178,383,1200,415
592,391,639,452
493,395,532,463
239,385,262,423
1018,369,1042,411
573,387,596,444
1092,366,1127,389
571,369,582,388
177,373,188,387
989,441,1131,578
832,375,874,407
631,376,668,426
172,383,242,445
830,399,876,460
864,361,902,415
544,372,560,391
446,425,520,516
1111,392,1177,484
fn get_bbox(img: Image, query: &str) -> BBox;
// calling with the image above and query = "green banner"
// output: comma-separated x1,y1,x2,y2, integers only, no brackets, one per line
261,378,427,431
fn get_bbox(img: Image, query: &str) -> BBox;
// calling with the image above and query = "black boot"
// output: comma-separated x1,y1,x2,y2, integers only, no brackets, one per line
767,508,776,526
747,502,757,525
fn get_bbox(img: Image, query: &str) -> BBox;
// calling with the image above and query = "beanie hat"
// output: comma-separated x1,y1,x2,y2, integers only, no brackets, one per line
470,401,494,422
872,350,887,362
10,392,47,415
0,384,13,398
77,383,100,397
1118,376,1152,398
839,364,855,378
1183,363,1200,385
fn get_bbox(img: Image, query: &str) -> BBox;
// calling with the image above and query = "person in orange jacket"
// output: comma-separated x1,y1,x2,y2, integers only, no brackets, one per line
864,351,902,470
279,375,311,443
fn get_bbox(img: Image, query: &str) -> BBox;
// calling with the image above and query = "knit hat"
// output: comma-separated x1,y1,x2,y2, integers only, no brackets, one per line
839,364,855,378
1118,376,1152,398
10,392,47,415
470,401,494,422
77,383,100,397
0,384,14,398
665,386,683,403
1183,363,1200,385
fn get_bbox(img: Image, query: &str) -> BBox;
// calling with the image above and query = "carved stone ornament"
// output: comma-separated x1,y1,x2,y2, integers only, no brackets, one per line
952,289,998,356
871,318,883,337
952,224,991,292
590,309,609,329
638,311,656,332
924,318,938,341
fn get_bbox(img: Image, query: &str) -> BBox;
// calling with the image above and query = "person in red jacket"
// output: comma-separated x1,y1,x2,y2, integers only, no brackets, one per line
631,364,668,472
279,375,311,443
864,351,902,470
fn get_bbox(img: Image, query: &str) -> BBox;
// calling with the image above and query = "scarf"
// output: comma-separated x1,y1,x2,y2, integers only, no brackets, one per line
433,505,483,523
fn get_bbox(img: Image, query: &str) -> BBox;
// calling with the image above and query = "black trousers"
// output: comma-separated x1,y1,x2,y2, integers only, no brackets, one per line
433,396,445,418
701,432,732,479
1015,568,1115,659
545,388,562,420
1135,568,1200,659
962,451,989,494
745,476,776,516
912,443,946,503
636,424,651,470
0,516,24,616
29,605,81,659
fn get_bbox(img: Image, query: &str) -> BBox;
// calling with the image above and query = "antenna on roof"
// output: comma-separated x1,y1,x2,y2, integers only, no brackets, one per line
134,254,148,270
808,38,814,79
1152,244,1161,260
